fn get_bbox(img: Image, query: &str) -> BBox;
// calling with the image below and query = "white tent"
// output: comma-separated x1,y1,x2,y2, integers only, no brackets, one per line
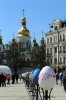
0,65,12,75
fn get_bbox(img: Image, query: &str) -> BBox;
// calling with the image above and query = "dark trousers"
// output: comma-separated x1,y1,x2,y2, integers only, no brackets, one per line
0,81,1,87
1,81,4,87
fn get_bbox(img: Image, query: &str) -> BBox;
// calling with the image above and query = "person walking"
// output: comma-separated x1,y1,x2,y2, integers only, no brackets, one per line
3,75,6,87
59,72,63,86
16,74,19,83
56,72,59,85
1,73,4,87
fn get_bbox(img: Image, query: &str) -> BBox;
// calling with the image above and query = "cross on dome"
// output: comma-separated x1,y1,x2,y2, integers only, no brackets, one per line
22,9,25,17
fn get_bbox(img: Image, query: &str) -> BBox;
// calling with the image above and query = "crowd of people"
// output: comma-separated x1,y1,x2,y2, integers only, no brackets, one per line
0,73,19,87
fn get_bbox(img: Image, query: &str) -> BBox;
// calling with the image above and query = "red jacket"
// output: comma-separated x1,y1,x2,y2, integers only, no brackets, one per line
3,76,6,82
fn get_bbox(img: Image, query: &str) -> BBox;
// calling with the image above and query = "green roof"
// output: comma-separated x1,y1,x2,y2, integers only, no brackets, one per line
31,42,38,47
20,50,30,55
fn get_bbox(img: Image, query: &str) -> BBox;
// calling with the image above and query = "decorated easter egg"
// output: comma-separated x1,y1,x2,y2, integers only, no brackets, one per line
29,73,32,80
63,69,66,92
29,70,35,80
32,69,40,85
22,72,29,79
38,66,56,90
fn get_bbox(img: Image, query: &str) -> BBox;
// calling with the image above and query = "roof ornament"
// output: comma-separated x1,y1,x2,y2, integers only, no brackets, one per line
22,9,25,17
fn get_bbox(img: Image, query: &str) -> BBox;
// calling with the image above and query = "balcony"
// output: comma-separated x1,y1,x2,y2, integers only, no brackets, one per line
59,51,66,53
46,53,52,57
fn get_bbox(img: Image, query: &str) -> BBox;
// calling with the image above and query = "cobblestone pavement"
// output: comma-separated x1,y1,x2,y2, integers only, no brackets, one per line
26,81,66,100
0,79,30,100
0,79,66,100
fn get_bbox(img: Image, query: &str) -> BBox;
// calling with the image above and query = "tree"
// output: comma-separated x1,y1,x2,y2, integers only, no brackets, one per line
5,40,23,75
31,40,46,69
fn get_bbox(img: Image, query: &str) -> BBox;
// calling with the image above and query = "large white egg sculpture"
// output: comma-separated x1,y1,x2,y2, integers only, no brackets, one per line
38,66,56,90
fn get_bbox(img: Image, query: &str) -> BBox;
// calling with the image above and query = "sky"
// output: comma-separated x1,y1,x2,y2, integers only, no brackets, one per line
0,0,66,45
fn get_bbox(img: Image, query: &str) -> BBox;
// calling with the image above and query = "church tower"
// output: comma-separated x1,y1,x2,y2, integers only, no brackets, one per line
17,10,31,51
40,32,44,46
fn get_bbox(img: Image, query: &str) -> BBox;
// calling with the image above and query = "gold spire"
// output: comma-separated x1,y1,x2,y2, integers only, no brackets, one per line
18,10,30,36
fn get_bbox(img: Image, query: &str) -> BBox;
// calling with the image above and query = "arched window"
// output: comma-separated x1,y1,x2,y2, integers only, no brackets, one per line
60,35,62,41
47,48,49,54
63,34,65,41
55,26,58,30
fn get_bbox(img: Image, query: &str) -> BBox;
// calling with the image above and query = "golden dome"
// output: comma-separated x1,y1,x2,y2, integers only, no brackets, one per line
18,17,30,36
18,27,29,36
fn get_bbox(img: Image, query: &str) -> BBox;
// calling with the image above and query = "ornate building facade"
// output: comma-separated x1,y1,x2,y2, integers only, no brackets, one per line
46,19,66,70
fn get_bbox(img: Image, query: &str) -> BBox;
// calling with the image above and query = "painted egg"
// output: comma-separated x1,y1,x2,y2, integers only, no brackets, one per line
32,69,40,85
63,69,66,92
29,73,32,80
22,72,29,79
38,66,56,90
29,70,34,80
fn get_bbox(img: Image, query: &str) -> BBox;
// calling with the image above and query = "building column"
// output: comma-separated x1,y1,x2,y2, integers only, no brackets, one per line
53,47,54,67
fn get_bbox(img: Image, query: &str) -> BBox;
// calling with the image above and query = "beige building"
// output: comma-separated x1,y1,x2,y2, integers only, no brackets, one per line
46,19,66,70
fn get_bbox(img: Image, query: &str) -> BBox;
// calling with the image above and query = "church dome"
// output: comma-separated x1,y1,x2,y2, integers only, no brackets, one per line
18,27,29,36
31,42,38,47
18,17,30,36
31,37,38,47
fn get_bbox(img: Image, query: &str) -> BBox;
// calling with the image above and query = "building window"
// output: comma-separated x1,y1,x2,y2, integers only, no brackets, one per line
63,34,65,41
50,37,52,43
54,47,57,53
50,58,52,64
47,59,49,64
63,46,65,53
54,58,57,64
60,35,62,41
50,48,52,53
26,42,28,49
60,57,62,64
55,26,58,30
47,38,49,44
27,58,29,61
47,48,49,54
63,57,65,64
54,36,55,42
59,46,62,53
